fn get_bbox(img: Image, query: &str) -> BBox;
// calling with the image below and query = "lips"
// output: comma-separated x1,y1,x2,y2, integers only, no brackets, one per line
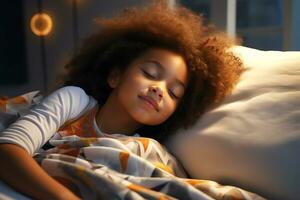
138,95,159,112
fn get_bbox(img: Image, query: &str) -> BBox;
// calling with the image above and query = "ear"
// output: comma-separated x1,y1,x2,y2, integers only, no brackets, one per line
107,68,122,88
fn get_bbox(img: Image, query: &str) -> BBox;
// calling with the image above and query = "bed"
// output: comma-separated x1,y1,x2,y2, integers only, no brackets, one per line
0,46,299,199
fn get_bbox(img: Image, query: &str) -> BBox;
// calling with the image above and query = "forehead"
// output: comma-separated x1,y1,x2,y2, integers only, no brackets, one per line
134,48,188,84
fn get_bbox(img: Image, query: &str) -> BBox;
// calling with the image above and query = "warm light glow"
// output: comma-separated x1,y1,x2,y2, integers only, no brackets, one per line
30,13,53,36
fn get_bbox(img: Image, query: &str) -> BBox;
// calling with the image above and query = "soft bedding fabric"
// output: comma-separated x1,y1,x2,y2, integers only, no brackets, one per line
165,46,300,200
0,91,265,200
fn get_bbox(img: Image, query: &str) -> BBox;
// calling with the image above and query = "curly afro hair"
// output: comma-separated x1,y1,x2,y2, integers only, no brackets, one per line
60,0,244,142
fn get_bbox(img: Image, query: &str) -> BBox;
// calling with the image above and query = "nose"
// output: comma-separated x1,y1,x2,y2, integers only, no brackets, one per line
149,86,163,99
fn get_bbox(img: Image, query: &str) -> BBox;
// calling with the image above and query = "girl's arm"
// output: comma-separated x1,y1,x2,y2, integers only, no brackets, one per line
0,144,80,200
0,86,90,199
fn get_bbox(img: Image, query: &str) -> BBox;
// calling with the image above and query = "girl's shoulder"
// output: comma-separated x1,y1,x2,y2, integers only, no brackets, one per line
38,86,93,124
0,86,95,155
50,86,89,104
53,86,88,99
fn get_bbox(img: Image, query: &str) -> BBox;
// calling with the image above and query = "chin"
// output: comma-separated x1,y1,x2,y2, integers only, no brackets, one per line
132,112,168,126
136,117,161,126
124,99,169,126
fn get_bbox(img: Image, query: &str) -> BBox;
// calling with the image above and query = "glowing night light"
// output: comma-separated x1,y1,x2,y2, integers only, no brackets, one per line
30,13,53,36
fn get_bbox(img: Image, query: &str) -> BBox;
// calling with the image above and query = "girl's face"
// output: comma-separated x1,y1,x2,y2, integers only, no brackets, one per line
108,48,188,126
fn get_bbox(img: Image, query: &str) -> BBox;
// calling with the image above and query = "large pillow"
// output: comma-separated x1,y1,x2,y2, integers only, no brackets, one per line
165,46,300,200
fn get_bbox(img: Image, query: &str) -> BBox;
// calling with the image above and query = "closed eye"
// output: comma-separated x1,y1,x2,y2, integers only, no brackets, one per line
143,70,157,79
168,89,179,100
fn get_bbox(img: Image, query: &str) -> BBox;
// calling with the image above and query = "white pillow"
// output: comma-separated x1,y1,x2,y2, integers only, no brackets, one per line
166,46,300,199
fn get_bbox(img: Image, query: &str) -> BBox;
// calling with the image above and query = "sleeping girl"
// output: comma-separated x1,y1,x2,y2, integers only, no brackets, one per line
0,1,246,199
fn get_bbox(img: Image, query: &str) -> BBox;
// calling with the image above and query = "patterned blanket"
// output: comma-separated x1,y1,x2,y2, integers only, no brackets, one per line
0,91,265,200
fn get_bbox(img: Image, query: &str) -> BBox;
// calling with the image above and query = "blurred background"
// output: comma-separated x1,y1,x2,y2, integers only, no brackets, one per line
0,0,299,96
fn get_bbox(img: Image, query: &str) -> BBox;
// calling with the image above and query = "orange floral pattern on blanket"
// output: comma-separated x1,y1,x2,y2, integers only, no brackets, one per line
0,95,28,112
58,106,99,138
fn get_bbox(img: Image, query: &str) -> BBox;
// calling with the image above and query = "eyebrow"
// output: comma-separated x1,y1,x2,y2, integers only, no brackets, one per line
146,60,186,89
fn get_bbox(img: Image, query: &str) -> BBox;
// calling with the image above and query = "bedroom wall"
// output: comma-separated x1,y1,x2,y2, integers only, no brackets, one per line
0,0,147,96
0,0,299,97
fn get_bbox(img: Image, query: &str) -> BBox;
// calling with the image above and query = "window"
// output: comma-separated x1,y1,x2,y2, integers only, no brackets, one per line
179,0,210,20
178,0,297,50
236,0,283,50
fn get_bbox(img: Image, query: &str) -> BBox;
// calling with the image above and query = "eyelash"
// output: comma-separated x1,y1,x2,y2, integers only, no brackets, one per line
143,70,179,100
169,90,179,99
143,70,156,79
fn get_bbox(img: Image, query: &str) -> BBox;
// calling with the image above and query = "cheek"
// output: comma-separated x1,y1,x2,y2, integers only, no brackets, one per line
117,75,144,106
123,71,144,87
161,98,177,119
